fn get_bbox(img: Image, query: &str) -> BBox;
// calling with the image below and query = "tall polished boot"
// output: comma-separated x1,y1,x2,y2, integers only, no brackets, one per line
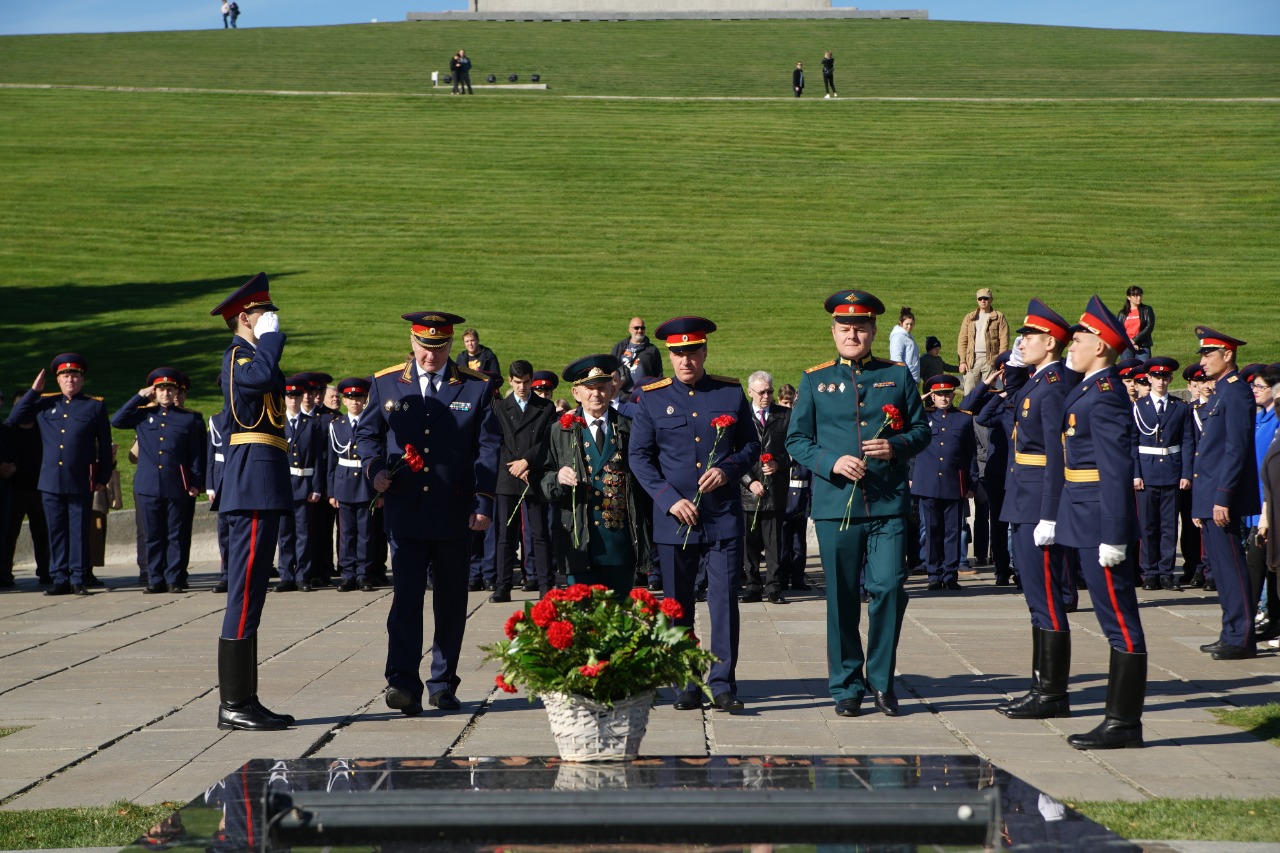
217,637,289,731
1067,647,1146,750
1000,628,1071,719
995,627,1041,714
249,634,295,726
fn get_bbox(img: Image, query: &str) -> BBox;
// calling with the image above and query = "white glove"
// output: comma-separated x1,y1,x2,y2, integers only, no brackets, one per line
1007,336,1025,368
1099,543,1127,567
1032,519,1056,547
253,310,280,337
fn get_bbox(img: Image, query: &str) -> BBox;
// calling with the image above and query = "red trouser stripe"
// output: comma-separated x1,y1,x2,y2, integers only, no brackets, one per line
1105,566,1135,653
237,511,258,639
1043,547,1060,631
242,766,254,848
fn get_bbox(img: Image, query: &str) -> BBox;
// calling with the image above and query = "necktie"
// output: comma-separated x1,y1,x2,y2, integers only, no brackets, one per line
423,373,436,399
1157,399,1165,416
594,421,606,450
758,409,767,427
289,417,297,432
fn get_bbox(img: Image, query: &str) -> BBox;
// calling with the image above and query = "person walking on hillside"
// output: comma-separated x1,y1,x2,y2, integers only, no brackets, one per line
792,62,805,98
822,50,837,98
228,2,239,28
456,50,473,95
450,53,462,95
889,307,920,383
221,1,231,28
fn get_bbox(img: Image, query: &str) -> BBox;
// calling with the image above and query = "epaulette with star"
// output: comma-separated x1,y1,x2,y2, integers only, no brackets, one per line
374,362,406,379
140,402,160,409
1096,377,1113,392
642,377,672,392
1047,372,1059,383
708,374,740,385
88,395,104,402
805,359,836,374
456,364,488,380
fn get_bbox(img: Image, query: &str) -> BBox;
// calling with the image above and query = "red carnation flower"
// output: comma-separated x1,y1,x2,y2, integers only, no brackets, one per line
559,412,587,430
660,598,684,620
578,661,608,678
589,584,609,593
882,404,904,431
760,453,774,464
531,599,558,627
710,414,737,430
401,444,425,473
629,587,658,613
495,673,518,694
547,620,575,650
504,610,525,640
563,583,592,602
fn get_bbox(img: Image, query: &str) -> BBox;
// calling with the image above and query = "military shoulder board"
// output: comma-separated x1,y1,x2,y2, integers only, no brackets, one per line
641,377,672,392
40,392,60,398
88,395,104,402
708,373,740,386
1047,372,1059,383
1227,375,1239,384
457,364,488,380
1097,377,1113,392
373,363,404,378
805,359,836,374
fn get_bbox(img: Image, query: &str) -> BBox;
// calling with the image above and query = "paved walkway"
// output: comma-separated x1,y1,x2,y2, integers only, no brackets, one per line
0,556,1277,818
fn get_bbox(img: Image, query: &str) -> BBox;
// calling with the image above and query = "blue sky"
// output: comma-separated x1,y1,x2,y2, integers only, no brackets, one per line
1,0,1276,36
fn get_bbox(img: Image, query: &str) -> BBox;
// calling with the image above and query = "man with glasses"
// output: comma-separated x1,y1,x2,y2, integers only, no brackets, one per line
612,317,663,395
739,371,791,604
957,288,1009,395
1132,357,1193,591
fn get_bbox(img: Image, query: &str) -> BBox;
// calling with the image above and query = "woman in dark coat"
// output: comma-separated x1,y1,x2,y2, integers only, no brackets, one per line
1115,285,1156,360
1255,368,1280,641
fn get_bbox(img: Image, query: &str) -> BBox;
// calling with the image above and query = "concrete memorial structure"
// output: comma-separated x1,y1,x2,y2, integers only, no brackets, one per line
409,2,927,22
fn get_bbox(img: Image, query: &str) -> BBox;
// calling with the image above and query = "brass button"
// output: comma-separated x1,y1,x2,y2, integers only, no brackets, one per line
696,462,703,468
860,421,867,427
422,466,429,473
594,506,601,512
423,448,429,453
59,444,64,449
692,412,698,418
594,520,600,526
422,486,430,492
58,461,63,466
61,429,65,434
695,436,701,443
594,490,602,496
424,429,430,435
158,465,163,469
159,437,165,441
688,390,694,397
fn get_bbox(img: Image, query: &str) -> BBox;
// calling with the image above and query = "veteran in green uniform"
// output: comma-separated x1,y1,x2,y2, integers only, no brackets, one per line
786,290,931,717
537,354,648,598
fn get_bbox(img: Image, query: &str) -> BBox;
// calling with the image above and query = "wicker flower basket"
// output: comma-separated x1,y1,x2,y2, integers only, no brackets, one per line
541,690,654,762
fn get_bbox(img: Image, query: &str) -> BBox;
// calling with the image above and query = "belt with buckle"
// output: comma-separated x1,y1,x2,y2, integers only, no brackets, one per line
338,458,361,468
1138,446,1180,456
289,466,315,477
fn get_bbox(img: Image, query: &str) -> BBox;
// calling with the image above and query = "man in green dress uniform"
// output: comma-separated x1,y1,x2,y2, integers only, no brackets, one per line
786,290,930,717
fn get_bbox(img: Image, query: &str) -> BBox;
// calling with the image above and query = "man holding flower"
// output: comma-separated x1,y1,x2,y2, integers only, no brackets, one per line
785,290,930,719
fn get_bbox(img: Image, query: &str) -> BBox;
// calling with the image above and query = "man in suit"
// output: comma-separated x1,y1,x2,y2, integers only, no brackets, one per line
785,290,931,718
1058,295,1146,750
111,368,206,594
275,376,325,592
630,317,759,713
357,311,501,716
8,353,112,597
492,359,555,602
208,273,295,731
327,378,377,592
1132,357,1194,591
912,375,978,591
740,370,791,604
1193,327,1260,660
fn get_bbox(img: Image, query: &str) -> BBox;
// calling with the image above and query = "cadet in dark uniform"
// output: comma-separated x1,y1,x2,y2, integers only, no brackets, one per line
1183,363,1213,588
9,353,112,596
111,368,206,593
206,383,231,594
327,378,377,592
912,375,978,591
276,376,325,592
1058,295,1146,750
356,312,501,716
1132,357,1194,591
785,291,931,718
299,372,337,586
962,350,1015,586
209,273,295,731
531,370,558,400
1193,327,1260,660
630,317,759,713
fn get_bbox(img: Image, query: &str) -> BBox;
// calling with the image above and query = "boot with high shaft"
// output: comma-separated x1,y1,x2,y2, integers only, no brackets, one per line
1001,628,1071,719
1067,647,1146,750
217,637,289,731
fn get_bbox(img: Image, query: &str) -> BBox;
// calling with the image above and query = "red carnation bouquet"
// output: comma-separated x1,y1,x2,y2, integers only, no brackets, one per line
483,584,716,705
369,443,425,511
559,412,589,546
751,452,775,532
683,414,737,546
840,405,904,531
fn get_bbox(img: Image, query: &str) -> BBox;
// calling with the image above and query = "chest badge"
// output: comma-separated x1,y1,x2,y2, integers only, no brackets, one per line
148,417,154,424
1066,413,1077,437
666,406,675,415
384,400,395,412
839,382,846,393
817,383,827,393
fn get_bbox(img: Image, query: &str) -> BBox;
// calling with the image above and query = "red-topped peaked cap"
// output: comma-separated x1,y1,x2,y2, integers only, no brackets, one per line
1195,326,1246,354
1069,294,1131,354
403,311,465,349
147,367,182,387
1144,356,1179,378
825,290,885,322
337,377,370,396
1017,298,1070,344
655,317,717,351
923,374,961,393
50,353,88,374
209,272,277,321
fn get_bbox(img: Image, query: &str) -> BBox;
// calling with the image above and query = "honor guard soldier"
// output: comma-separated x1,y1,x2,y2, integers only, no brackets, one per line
207,377,231,593
327,378,377,592
1058,295,1146,750
356,311,501,717
1132,357,1194,591
912,375,978,591
9,353,112,596
962,349,1016,586
276,376,325,592
111,368,206,593
785,291,931,718
1192,326,1260,659
630,317,759,713
991,299,1076,720
209,273,295,731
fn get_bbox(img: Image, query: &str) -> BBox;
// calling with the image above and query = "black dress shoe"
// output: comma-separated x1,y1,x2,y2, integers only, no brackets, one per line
1190,571,1205,588
673,689,702,711
860,591,870,603
218,700,289,731
1141,578,1158,590
1257,620,1280,642
490,588,512,603
274,581,298,593
143,583,167,594
213,579,228,593
483,581,495,591
695,589,707,602
1211,643,1256,660
467,579,484,592
360,581,376,592
385,686,423,717
872,689,900,716
169,583,187,593
712,692,744,712
44,583,72,596
336,578,359,592
790,580,812,591
995,576,1013,586
944,580,962,591
1200,639,1228,653
83,574,105,588
429,689,461,711
1160,577,1180,591
522,580,539,592
766,591,786,604
72,585,91,596
926,581,944,591
299,581,314,592
1204,579,1217,591
835,697,861,717
740,590,763,603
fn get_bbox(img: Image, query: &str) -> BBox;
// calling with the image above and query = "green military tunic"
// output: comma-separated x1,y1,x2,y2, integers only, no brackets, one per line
785,354,930,701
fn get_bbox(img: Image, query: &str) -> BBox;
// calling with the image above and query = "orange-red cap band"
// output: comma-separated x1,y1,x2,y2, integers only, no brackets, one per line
1079,312,1125,353
665,331,707,346
1199,337,1234,350
152,376,177,386
412,323,453,337
56,362,82,373
832,304,877,317
1023,317,1069,342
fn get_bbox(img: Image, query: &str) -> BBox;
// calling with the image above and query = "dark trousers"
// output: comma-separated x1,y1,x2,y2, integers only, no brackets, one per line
216,506,231,577
1200,518,1255,649
41,491,91,586
495,493,552,593
976,479,1011,576
742,511,783,595
139,494,191,586
780,511,808,585
468,523,496,585
1137,485,1178,577
221,510,281,639
336,502,374,582
1177,488,1201,577
920,496,962,584
309,500,336,579
1010,523,1071,632
1073,547,1145,654
522,501,560,587
823,70,835,94
174,495,196,585
659,540,741,695
4,487,50,579
277,500,312,583
385,536,469,699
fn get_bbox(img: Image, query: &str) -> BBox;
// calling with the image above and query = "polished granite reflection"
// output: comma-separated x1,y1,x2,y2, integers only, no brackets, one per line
124,755,1137,852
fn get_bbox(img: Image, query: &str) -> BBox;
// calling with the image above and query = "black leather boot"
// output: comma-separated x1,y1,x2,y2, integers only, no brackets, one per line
996,628,1041,714
249,635,295,726
1067,647,1145,750
217,637,289,731
1001,629,1071,719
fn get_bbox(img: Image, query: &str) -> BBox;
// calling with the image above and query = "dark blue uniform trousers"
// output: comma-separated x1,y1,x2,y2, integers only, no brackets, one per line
41,491,92,586
1200,519,1255,649
919,497,962,584
221,510,281,639
139,494,191,586
1010,523,1071,632
335,502,374,582
277,500,312,584
468,524,496,585
385,535,470,700
659,540,741,695
216,508,231,578
1073,547,1146,654
1137,485,1178,578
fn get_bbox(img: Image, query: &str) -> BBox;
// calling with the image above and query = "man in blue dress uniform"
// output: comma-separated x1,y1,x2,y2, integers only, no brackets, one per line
630,317,759,713
912,375,978,591
111,368,206,593
356,311,501,716
962,350,1016,586
9,353,112,596
1057,295,1146,750
206,381,231,594
988,300,1076,720
276,376,325,592
785,291,931,718
1132,357,1194,591
209,273,295,731
327,378,377,592
1192,327,1260,660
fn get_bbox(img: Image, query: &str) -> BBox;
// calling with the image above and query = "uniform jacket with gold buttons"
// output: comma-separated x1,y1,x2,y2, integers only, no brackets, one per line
111,396,206,498
10,389,111,495
909,406,978,500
